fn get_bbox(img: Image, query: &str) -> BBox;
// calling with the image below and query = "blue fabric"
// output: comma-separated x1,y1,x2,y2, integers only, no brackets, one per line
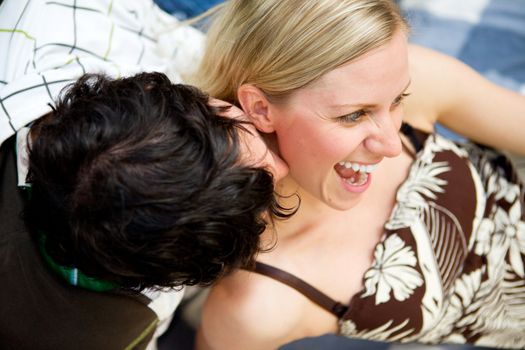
400,0,525,92
153,0,223,18
280,334,390,350
459,26,525,91
399,0,525,140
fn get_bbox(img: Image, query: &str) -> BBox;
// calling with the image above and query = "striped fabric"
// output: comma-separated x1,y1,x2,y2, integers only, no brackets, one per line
0,0,205,147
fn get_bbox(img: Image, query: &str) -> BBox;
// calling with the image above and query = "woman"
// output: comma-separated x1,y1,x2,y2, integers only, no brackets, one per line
191,0,525,349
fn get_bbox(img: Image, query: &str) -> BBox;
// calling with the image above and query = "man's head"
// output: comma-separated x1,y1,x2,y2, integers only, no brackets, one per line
26,72,278,290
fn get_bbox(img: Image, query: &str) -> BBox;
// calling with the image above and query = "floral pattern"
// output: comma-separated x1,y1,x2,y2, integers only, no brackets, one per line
340,131,525,349
362,234,423,305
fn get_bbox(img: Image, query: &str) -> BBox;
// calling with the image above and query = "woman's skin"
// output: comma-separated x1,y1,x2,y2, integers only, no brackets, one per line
197,30,525,350
209,98,289,182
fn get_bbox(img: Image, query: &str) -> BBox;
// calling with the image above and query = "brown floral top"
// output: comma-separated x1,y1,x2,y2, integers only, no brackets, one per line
254,125,525,349
338,126,525,349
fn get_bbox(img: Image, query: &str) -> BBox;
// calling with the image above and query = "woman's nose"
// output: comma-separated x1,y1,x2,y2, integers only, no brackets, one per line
364,113,402,158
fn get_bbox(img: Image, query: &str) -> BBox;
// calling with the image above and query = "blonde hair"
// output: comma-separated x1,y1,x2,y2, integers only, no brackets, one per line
191,0,407,104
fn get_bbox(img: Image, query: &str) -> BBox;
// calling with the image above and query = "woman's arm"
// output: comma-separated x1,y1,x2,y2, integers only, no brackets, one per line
408,45,525,155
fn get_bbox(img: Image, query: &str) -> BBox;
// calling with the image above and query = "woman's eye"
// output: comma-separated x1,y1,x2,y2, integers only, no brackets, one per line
393,93,411,106
337,110,367,123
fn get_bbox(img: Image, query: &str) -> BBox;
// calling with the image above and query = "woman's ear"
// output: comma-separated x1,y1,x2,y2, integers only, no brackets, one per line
237,84,275,133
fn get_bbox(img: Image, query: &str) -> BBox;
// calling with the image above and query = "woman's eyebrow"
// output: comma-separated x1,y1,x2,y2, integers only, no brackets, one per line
327,79,412,111
400,79,412,94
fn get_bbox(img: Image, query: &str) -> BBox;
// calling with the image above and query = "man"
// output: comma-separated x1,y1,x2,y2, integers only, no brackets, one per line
0,1,280,349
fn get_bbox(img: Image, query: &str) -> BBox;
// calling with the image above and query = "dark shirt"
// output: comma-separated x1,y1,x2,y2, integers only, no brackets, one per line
0,136,157,350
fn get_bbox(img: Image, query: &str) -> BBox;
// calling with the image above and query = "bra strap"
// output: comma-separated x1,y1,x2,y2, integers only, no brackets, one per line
400,122,425,152
253,262,349,318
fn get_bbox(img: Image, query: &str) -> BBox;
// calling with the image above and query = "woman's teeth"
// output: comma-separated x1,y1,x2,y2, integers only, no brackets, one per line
335,161,378,186
338,161,377,173
345,171,368,185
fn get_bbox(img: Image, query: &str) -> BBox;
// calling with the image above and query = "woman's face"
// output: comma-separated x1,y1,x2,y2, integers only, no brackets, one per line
210,99,289,183
268,30,410,210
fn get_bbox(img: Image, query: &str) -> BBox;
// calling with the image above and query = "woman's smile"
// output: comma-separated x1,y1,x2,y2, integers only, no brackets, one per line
266,29,409,210
334,161,380,192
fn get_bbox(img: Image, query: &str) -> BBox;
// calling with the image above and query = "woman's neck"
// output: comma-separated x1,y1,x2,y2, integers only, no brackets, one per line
268,176,353,241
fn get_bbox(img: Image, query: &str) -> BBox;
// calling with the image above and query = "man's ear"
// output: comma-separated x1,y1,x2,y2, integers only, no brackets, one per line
237,84,275,133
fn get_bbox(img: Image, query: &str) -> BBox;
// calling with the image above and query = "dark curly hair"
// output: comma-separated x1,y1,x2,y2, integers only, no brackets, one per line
26,72,278,290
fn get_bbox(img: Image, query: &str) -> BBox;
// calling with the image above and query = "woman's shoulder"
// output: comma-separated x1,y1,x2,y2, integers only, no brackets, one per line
198,268,309,350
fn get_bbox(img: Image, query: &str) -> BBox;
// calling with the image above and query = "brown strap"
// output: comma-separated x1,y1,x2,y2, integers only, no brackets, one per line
400,122,427,153
252,262,348,318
